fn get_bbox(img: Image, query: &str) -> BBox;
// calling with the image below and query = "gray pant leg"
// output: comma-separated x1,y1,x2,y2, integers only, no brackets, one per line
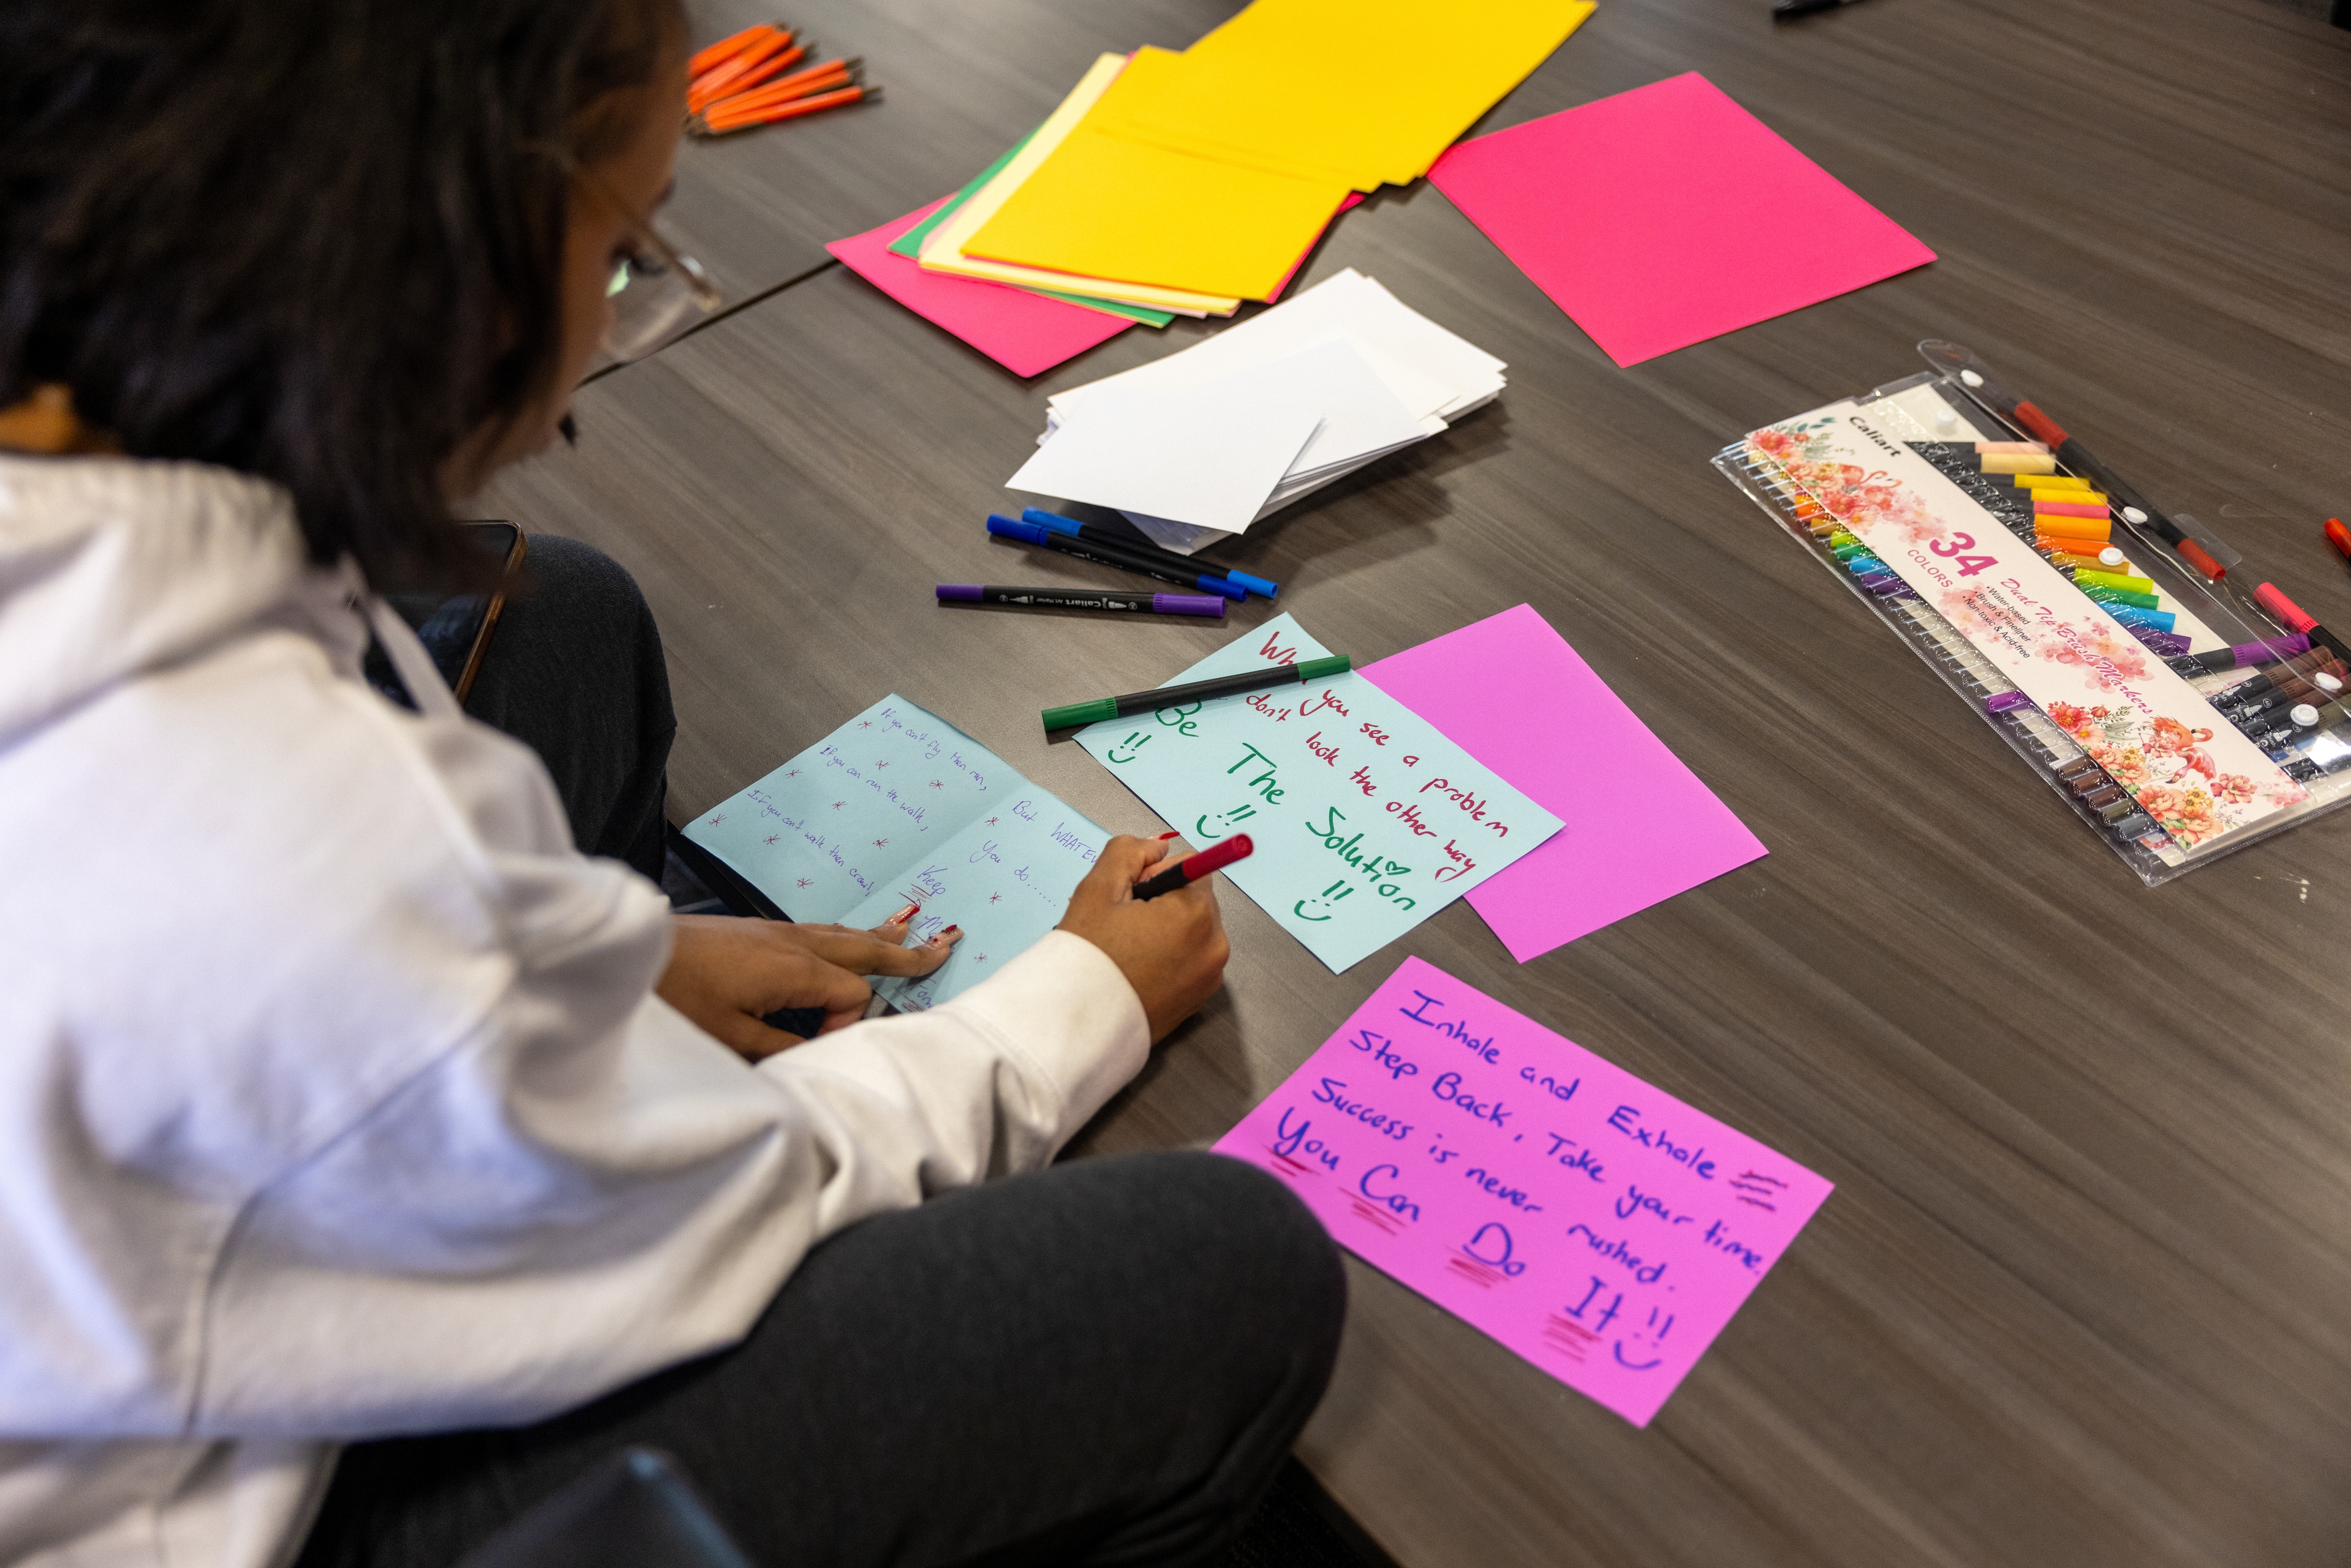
459,534,675,880
295,1152,1347,1568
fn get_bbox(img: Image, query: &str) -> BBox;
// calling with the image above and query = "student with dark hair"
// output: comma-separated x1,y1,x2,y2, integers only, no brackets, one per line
0,3,1345,1566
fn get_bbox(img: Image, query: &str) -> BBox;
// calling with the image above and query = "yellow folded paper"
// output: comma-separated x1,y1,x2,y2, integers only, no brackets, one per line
960,47,1353,303
1098,0,1598,192
918,53,1240,316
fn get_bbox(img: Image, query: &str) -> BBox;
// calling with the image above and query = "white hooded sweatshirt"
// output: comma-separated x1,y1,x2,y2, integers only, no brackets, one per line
0,456,1150,1568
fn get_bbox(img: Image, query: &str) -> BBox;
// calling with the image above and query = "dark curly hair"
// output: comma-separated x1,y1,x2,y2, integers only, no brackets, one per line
0,0,681,582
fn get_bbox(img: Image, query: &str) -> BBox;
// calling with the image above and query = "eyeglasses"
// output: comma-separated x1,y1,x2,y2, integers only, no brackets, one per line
578,169,723,361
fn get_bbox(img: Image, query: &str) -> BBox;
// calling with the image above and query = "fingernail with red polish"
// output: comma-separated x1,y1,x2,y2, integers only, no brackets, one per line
889,902,920,924
933,925,961,942
1156,831,1180,840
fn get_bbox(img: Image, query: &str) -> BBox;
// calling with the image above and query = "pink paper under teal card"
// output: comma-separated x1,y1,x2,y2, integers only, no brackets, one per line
1360,605,1766,962
1426,73,1936,367
1213,957,1832,1426
827,198,1133,378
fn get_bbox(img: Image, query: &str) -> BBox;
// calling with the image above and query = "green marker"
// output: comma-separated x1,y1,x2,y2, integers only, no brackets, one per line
1043,655,1354,732
2074,568,2156,596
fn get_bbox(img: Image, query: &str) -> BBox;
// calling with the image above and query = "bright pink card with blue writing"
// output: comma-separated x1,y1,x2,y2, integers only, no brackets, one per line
1213,956,1831,1426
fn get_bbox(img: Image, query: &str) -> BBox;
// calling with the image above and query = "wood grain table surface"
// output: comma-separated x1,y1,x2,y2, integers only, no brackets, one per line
481,1,2351,1562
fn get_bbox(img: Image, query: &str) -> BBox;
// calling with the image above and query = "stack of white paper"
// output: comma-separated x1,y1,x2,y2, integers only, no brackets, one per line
1005,270,1507,554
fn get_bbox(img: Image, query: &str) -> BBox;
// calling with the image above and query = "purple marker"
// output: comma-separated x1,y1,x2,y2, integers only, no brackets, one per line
2166,633,2312,679
935,584,1225,619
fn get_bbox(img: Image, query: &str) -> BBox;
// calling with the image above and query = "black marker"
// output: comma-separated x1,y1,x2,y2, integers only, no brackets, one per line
935,584,1225,618
987,514,1243,600
1022,508,1278,599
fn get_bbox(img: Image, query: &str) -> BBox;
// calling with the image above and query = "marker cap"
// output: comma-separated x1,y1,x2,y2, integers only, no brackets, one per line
2234,633,2311,666
2255,581,2320,635
2176,539,2227,581
987,513,1051,545
1042,697,1119,731
1296,654,1353,681
1221,568,1280,598
936,584,984,601
1021,507,1085,538
2032,499,2111,520
1153,594,1228,618
1182,832,1255,880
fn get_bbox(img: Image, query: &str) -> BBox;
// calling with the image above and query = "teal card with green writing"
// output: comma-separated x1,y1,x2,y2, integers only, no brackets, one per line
1076,616,1563,971
686,695,1107,1011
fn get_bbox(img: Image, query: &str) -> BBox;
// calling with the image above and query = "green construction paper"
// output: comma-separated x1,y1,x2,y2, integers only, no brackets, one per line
1043,292,1177,328
889,137,1033,259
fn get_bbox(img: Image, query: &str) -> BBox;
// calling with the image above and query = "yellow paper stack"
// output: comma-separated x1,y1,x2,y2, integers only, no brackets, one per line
917,0,1596,313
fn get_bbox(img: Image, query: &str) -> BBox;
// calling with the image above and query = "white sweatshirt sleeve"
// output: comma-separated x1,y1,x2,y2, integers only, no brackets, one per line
0,462,1161,1567
192,918,1146,1441
6,558,1152,1448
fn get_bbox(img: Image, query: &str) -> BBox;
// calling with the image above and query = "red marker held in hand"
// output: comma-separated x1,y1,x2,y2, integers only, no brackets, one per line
1133,835,1253,901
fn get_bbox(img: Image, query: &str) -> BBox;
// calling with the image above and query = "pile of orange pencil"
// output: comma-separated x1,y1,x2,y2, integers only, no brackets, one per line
686,23,879,137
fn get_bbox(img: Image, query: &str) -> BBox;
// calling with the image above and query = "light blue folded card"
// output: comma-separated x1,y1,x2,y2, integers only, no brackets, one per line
1076,614,1562,972
686,696,1107,1011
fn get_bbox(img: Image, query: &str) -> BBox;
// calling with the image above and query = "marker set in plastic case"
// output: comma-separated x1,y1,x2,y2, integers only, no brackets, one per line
1715,343,2351,886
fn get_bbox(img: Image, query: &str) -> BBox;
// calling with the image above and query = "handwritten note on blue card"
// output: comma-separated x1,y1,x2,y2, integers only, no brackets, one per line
1075,616,1563,971
686,696,1107,1010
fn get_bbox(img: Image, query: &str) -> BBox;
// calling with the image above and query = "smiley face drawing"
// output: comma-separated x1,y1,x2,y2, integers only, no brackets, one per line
1193,802,1259,840
1612,1307,1674,1371
1292,878,1354,922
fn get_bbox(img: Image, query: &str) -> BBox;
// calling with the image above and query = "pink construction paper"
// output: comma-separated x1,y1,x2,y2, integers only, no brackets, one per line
1426,73,1936,366
827,198,1133,378
1213,956,1832,1427
1361,605,1766,963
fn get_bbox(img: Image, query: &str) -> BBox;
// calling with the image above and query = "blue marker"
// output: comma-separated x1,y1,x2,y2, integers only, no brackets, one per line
1020,507,1279,599
987,515,1245,600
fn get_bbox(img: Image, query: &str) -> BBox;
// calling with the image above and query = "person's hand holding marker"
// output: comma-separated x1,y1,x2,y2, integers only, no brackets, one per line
660,905,961,1060
670,829,1251,1057
1057,833,1246,1044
